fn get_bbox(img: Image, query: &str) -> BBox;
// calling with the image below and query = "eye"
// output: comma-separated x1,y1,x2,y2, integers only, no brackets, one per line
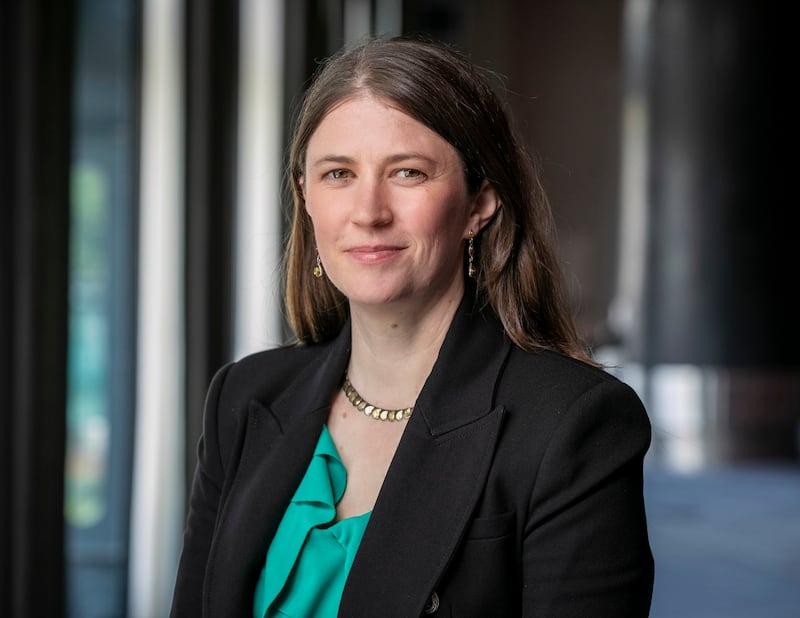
326,168,351,180
396,168,424,179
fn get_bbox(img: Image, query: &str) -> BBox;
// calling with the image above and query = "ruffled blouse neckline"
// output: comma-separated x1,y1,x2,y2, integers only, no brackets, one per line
253,425,371,617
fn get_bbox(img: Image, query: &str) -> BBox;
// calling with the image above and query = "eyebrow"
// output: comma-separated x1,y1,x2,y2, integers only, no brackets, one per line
307,152,438,169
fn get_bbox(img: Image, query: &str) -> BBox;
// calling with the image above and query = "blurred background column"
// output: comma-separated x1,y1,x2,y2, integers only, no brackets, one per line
129,0,185,615
0,1,76,616
615,0,799,469
183,0,238,502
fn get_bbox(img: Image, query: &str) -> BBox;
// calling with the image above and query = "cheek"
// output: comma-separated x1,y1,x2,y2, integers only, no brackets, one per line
304,193,336,230
421,192,472,236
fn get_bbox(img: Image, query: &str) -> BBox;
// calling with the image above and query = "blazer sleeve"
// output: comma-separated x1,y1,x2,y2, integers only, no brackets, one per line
522,379,654,617
170,361,234,618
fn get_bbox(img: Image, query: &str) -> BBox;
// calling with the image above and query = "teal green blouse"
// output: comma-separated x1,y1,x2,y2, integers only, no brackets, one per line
253,425,371,618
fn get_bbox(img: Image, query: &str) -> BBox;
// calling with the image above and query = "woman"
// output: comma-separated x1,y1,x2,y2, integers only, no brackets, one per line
171,35,654,617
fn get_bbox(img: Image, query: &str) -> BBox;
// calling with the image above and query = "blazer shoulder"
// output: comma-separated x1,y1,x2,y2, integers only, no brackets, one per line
214,342,331,408
504,346,634,390
499,346,648,428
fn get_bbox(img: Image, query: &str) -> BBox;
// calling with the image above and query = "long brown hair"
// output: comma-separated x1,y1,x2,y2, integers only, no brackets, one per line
283,35,593,363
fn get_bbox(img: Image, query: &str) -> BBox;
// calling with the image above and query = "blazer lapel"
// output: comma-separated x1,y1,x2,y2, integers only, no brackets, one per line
340,295,512,617
205,325,352,617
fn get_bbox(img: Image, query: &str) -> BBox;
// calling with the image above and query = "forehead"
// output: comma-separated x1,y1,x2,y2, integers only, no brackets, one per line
307,95,457,160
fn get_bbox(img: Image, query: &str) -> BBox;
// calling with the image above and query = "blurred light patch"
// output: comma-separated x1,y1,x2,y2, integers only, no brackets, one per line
65,163,111,528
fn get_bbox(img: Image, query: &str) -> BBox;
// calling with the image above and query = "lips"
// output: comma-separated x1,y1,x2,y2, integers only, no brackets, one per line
345,244,406,263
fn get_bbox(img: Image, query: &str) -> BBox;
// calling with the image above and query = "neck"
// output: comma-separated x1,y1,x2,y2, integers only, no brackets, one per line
346,291,463,410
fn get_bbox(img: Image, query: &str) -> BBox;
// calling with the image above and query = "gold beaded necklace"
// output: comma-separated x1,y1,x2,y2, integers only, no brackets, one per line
341,373,413,422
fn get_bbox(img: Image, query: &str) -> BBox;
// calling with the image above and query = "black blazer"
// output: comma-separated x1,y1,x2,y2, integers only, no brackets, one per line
171,295,654,617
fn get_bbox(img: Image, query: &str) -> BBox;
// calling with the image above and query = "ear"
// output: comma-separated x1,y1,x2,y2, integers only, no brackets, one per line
467,179,499,235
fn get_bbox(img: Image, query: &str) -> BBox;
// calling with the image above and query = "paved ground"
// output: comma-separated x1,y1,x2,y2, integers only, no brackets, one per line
644,463,800,618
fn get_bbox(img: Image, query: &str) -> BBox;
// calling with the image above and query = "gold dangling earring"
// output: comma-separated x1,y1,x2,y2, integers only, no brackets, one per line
313,251,323,278
467,230,476,278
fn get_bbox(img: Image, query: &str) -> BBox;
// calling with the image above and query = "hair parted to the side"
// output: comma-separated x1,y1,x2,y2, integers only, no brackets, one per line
283,34,594,364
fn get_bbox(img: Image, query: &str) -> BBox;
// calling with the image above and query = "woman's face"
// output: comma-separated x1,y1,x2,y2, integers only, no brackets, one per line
302,95,496,312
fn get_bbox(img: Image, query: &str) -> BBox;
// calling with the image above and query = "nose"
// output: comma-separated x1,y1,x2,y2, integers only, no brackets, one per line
349,177,392,227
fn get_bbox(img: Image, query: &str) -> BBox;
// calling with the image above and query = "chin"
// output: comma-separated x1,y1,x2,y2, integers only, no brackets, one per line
330,274,410,306
346,283,415,307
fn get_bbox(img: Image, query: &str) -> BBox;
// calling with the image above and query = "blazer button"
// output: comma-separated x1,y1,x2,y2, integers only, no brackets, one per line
423,591,440,614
